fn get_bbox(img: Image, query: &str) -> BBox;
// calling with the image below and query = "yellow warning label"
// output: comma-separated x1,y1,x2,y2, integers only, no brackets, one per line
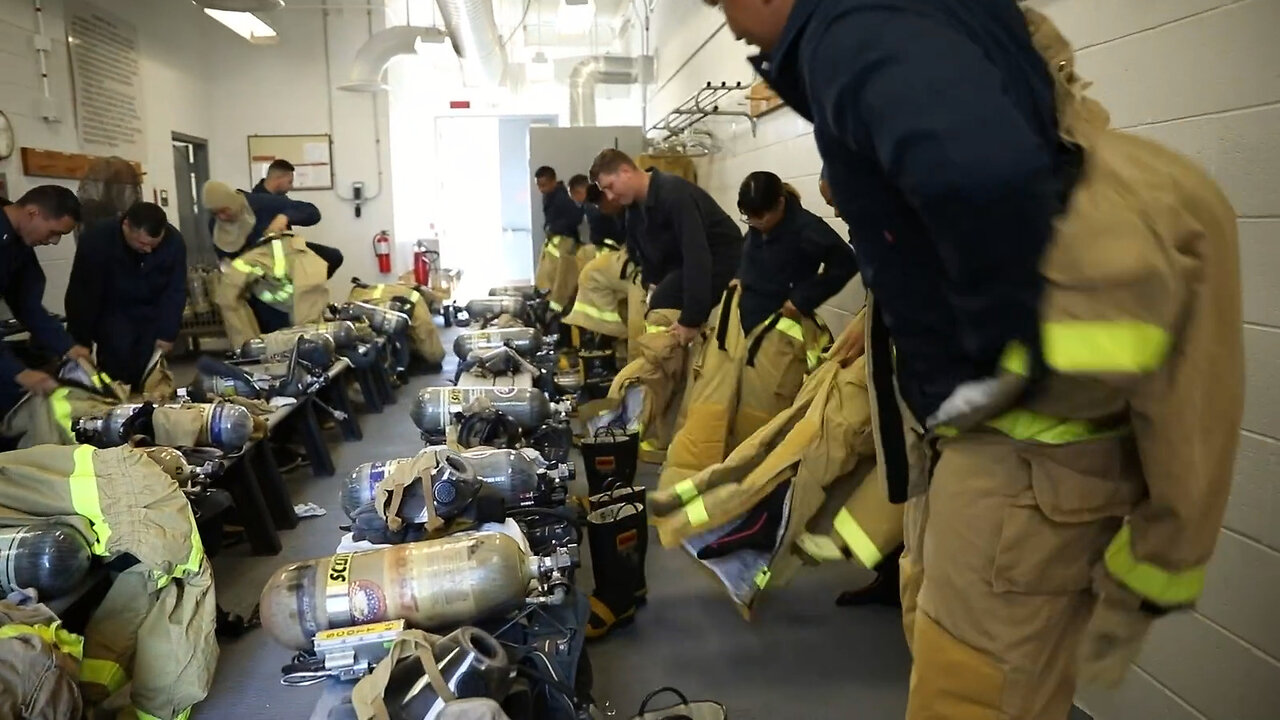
327,553,352,586
448,388,463,404
315,620,401,641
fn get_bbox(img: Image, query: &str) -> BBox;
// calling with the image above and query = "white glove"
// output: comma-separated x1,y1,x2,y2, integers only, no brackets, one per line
925,374,1026,431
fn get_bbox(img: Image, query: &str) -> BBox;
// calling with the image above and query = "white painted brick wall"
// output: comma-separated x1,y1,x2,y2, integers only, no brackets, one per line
651,0,1280,717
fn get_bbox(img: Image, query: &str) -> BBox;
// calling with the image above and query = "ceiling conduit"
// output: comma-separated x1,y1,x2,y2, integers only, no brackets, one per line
435,0,508,87
570,55,653,127
339,25,447,92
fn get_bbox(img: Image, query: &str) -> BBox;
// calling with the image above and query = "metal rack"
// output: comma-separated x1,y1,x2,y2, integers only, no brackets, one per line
647,81,758,147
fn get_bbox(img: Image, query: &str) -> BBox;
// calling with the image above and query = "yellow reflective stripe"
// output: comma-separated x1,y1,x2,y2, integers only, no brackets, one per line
806,347,824,372
68,445,110,556
984,408,1127,445
774,316,804,342
409,290,422,306
271,238,287,277
0,622,84,660
158,509,206,589
371,285,385,299
674,479,709,527
230,258,263,276
754,567,771,589
833,508,883,570
1104,524,1205,608
80,657,128,693
548,300,564,312
796,533,845,562
573,302,623,324
51,387,74,441
1001,322,1172,377
644,324,666,334
543,239,563,258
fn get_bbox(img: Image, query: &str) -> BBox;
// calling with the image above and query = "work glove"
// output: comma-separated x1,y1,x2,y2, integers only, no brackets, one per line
1077,572,1159,688
925,374,1026,432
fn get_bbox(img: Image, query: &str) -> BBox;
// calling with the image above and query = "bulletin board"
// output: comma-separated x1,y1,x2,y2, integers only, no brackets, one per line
247,134,333,190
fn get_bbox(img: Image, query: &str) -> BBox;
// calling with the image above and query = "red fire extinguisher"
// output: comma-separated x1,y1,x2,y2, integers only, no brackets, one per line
414,239,432,287
373,230,392,273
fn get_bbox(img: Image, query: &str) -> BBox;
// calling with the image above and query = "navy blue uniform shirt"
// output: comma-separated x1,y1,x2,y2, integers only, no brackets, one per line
738,195,858,331
753,0,1079,419
0,200,75,381
66,216,188,347
542,182,584,240
624,170,743,328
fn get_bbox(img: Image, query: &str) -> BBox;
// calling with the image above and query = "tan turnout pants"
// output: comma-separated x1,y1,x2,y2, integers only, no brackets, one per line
901,433,1143,720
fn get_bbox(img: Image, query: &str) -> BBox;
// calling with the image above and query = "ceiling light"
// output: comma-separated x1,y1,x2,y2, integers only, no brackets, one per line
203,8,278,43
557,0,595,34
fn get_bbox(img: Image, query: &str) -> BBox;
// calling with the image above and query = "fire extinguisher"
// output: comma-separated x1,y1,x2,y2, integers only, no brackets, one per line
373,230,392,274
414,239,433,287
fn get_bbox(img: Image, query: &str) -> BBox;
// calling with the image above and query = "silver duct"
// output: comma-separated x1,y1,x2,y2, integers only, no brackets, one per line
569,55,653,127
340,25,447,92
436,0,508,86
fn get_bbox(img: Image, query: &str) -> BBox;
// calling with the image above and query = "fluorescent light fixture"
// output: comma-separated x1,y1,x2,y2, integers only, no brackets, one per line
203,8,278,43
557,0,595,34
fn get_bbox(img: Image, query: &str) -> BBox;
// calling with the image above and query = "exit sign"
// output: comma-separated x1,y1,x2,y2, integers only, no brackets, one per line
449,100,471,109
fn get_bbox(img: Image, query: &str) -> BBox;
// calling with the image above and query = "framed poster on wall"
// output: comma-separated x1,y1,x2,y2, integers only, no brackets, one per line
247,134,333,190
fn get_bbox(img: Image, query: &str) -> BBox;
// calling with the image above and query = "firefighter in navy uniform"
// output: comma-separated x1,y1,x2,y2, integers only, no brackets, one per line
66,201,186,389
534,166,586,313
0,186,92,422
589,149,743,345
251,158,344,278
708,2,1244,719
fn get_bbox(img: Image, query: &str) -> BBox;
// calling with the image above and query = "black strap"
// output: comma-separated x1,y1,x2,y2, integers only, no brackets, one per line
714,286,738,352
744,314,784,368
639,687,692,714
869,304,910,504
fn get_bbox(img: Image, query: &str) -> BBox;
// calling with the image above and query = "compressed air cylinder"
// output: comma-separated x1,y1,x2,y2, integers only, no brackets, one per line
489,285,538,301
453,327,543,360
259,532,541,650
0,525,93,600
341,449,546,519
412,387,552,435
464,297,528,323
340,303,411,337
77,403,254,451
241,331,336,364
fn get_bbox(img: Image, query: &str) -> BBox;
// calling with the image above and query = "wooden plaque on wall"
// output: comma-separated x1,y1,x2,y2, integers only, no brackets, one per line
748,79,786,118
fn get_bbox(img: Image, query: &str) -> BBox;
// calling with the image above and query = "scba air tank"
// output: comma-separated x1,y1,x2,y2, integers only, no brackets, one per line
0,525,93,600
77,403,254,451
259,532,541,650
488,285,538,301
341,448,547,519
411,387,552,435
464,297,528,324
452,328,542,360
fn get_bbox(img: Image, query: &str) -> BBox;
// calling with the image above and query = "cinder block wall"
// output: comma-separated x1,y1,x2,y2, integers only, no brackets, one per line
646,0,1280,717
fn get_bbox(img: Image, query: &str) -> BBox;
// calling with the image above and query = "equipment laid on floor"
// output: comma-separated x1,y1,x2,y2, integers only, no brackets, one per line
75,401,255,451
412,388,555,439
259,531,577,650
489,285,539,301
456,347,542,390
0,524,93,600
454,328,545,361
341,448,572,520
465,297,531,326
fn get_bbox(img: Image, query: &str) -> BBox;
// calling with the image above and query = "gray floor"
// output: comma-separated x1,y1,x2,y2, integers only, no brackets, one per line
194,332,1088,720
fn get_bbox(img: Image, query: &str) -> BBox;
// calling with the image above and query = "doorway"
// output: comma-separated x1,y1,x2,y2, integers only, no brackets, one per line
172,133,214,267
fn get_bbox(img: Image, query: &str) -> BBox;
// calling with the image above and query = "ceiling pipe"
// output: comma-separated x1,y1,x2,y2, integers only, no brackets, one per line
435,0,508,87
338,25,447,92
569,55,653,126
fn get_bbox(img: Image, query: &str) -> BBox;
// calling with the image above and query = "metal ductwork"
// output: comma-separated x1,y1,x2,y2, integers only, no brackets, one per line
435,0,508,87
569,55,653,127
340,25,447,92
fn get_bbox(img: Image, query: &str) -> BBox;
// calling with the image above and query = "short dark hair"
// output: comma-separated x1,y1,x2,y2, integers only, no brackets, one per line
16,185,81,223
737,171,798,217
123,202,168,237
585,184,605,204
534,166,556,181
588,149,637,182
568,174,590,192
268,159,295,175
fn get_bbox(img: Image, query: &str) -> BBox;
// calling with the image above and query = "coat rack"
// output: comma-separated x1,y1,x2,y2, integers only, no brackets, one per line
647,81,758,145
